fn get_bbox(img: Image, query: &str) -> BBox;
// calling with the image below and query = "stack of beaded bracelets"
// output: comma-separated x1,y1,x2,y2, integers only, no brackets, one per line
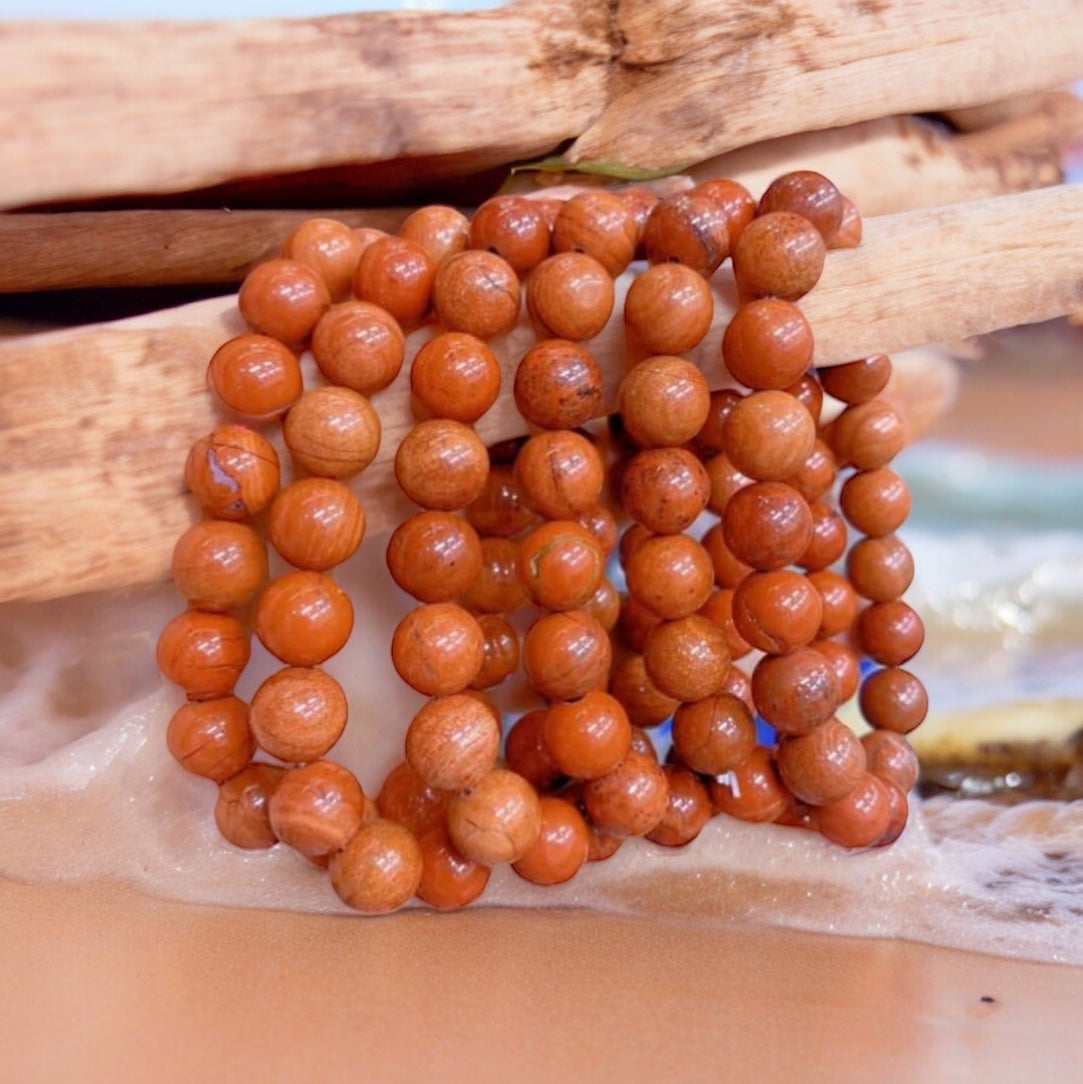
157,170,927,914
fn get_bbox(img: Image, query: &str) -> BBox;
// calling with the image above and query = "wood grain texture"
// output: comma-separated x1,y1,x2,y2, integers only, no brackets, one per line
1,186,1080,604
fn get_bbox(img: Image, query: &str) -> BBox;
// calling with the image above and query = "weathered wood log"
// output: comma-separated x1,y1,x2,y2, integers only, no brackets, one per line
1,186,1080,605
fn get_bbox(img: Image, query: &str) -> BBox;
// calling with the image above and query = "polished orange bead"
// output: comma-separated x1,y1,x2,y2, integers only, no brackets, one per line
722,299,814,390
785,439,838,503
238,258,331,347
416,825,492,910
624,263,714,356
281,217,364,302
758,170,845,242
527,252,614,341
552,190,638,277
719,660,755,712
643,189,731,277
810,637,861,702
607,651,681,728
643,613,731,702
515,429,605,520
448,769,542,864
433,249,521,339
646,765,714,847
618,355,711,449
471,613,521,689
248,666,348,763
577,503,619,555
518,519,605,612
620,448,711,534
777,717,866,805
815,772,892,848
214,763,285,849
723,480,813,571
797,502,848,572
861,729,920,791
786,370,825,423
386,511,482,603
511,794,591,885
268,759,366,859
514,339,603,431
671,693,756,774
820,354,892,404
695,389,745,454
694,178,757,247
208,333,303,418
184,424,280,520
710,746,788,823
353,235,435,325
267,477,365,571
543,689,631,781
724,390,817,481
398,204,471,265
376,760,452,836
171,520,267,612
859,666,928,732
732,211,826,301
875,777,910,846
410,332,502,424
731,570,823,654
625,532,714,621
704,453,753,515
460,536,530,614
329,819,423,914
752,645,840,735
808,568,858,637
464,463,537,538
505,708,564,790
395,419,490,511
157,610,250,699
839,467,911,537
701,522,754,589
522,609,612,701
166,696,255,782
613,186,660,255
829,196,863,249
391,602,485,696
283,385,381,478
469,195,551,273
698,586,753,660
858,601,925,666
832,400,906,470
847,533,914,602
582,750,670,838
310,300,406,396
255,570,353,667
405,692,502,791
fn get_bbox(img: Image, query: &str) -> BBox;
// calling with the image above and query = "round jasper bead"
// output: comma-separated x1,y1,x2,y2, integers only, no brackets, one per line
698,588,753,660
643,189,730,277
701,522,754,589
620,448,711,534
583,751,670,838
618,355,711,449
166,696,255,782
624,263,714,356
840,468,911,537
416,825,492,911
405,692,501,791
608,652,681,729
646,765,714,847
704,453,753,515
254,571,353,667
860,666,928,733
618,522,653,570
751,646,840,735
797,502,848,572
543,689,631,781
248,666,348,763
643,614,731,702
786,439,838,503
471,613,520,689
514,429,605,520
461,537,530,614
671,693,756,775
157,610,250,700
353,235,435,325
395,419,489,511
411,332,501,424
433,249,521,339
830,196,863,249
352,226,387,254
719,661,755,713
514,339,603,431
832,400,906,470
398,204,471,265
448,769,542,865
464,464,537,538
518,519,605,612
732,211,826,302
787,370,825,422
283,386,380,478
185,424,280,520
238,258,331,347
268,478,365,571
208,334,303,418
694,177,757,247
724,390,817,481
820,354,892,404
386,511,482,603
858,601,925,666
710,746,788,823
815,772,892,848
732,570,823,654
862,730,920,791
875,777,909,846
577,504,619,555
214,763,285,849
696,389,745,454
619,589,662,651
523,609,611,701
552,190,638,277
329,819,423,914
847,533,915,602
723,480,813,571
376,760,452,837
171,520,267,612
722,299,814,391
585,577,621,633
268,759,366,860
391,603,485,696
810,638,861,702
777,717,866,806
282,217,364,302
625,532,714,621
469,195,551,273
614,186,659,254
512,794,591,885
311,300,405,396
758,170,845,242
808,568,858,638
505,708,563,790
527,252,614,341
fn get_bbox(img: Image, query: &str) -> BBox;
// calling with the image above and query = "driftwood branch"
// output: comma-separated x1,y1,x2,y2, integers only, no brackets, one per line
0,187,1080,605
